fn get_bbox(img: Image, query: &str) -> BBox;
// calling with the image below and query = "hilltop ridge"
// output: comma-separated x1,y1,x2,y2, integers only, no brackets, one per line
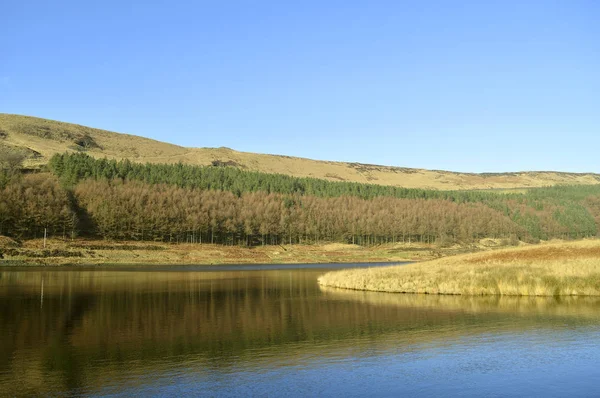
1,113,598,190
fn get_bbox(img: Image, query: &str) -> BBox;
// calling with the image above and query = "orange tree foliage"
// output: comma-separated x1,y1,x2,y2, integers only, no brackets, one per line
73,179,523,245
2,167,599,244
0,174,77,238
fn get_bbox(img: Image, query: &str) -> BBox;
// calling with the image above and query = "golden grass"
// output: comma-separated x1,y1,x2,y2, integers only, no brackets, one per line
318,239,600,296
3,113,600,189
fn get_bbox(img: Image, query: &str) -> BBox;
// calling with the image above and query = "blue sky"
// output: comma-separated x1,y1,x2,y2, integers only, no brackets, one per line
2,1,599,172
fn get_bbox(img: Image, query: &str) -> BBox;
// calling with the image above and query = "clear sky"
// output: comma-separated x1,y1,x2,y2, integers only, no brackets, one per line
2,1,599,172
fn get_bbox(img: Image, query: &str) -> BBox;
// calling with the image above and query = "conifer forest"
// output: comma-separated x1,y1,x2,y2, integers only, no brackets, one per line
1,152,599,246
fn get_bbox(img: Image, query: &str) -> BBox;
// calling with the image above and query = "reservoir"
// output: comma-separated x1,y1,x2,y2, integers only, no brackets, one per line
1,263,600,397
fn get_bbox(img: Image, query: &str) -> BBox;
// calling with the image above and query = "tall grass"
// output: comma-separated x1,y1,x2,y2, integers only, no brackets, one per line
318,240,600,296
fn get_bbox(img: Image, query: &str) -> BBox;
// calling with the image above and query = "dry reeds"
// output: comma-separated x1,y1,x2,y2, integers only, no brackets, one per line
318,240,600,296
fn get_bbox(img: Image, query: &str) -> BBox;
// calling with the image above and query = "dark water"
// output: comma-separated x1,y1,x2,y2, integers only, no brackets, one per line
2,263,600,397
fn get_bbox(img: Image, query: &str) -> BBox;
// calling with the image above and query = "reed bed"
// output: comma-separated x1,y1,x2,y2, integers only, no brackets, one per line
318,240,600,296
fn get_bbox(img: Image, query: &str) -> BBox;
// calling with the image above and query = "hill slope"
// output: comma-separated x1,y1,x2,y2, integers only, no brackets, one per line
1,113,598,190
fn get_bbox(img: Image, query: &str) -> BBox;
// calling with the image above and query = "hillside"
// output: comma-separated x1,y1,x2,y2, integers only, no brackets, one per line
1,113,599,190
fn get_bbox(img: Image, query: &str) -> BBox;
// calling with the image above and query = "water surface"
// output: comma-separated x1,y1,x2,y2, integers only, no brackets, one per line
1,263,600,397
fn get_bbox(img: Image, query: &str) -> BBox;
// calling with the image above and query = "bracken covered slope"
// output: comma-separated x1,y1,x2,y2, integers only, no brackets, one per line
1,113,599,190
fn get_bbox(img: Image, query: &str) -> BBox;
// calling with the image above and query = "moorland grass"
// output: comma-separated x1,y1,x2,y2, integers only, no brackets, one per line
318,240,600,296
3,113,600,189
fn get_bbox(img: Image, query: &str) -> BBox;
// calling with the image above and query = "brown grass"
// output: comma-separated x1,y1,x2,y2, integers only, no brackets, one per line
0,238,444,266
0,236,20,249
3,113,600,189
318,239,600,296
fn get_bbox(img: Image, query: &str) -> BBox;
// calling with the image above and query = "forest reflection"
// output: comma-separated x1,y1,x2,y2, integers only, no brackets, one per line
1,268,600,396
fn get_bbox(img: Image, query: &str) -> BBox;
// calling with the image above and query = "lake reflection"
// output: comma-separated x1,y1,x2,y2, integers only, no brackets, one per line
1,265,600,397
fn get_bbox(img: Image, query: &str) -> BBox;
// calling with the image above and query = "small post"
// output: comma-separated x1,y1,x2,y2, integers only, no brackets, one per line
43,228,47,249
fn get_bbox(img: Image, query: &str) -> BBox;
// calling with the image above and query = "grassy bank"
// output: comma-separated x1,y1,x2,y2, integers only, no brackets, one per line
318,239,600,296
0,238,477,266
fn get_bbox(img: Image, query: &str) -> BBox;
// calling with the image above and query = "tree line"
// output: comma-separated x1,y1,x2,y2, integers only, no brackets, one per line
1,152,599,244
49,152,510,202
0,172,597,245
73,179,523,245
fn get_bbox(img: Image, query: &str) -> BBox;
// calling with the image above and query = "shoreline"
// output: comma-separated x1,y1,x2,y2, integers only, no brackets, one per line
318,239,600,296
0,238,479,267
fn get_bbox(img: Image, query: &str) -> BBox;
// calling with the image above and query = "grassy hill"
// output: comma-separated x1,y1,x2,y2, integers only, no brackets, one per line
1,113,599,190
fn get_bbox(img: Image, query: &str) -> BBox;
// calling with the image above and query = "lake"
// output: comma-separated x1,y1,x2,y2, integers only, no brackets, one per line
1,263,600,397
